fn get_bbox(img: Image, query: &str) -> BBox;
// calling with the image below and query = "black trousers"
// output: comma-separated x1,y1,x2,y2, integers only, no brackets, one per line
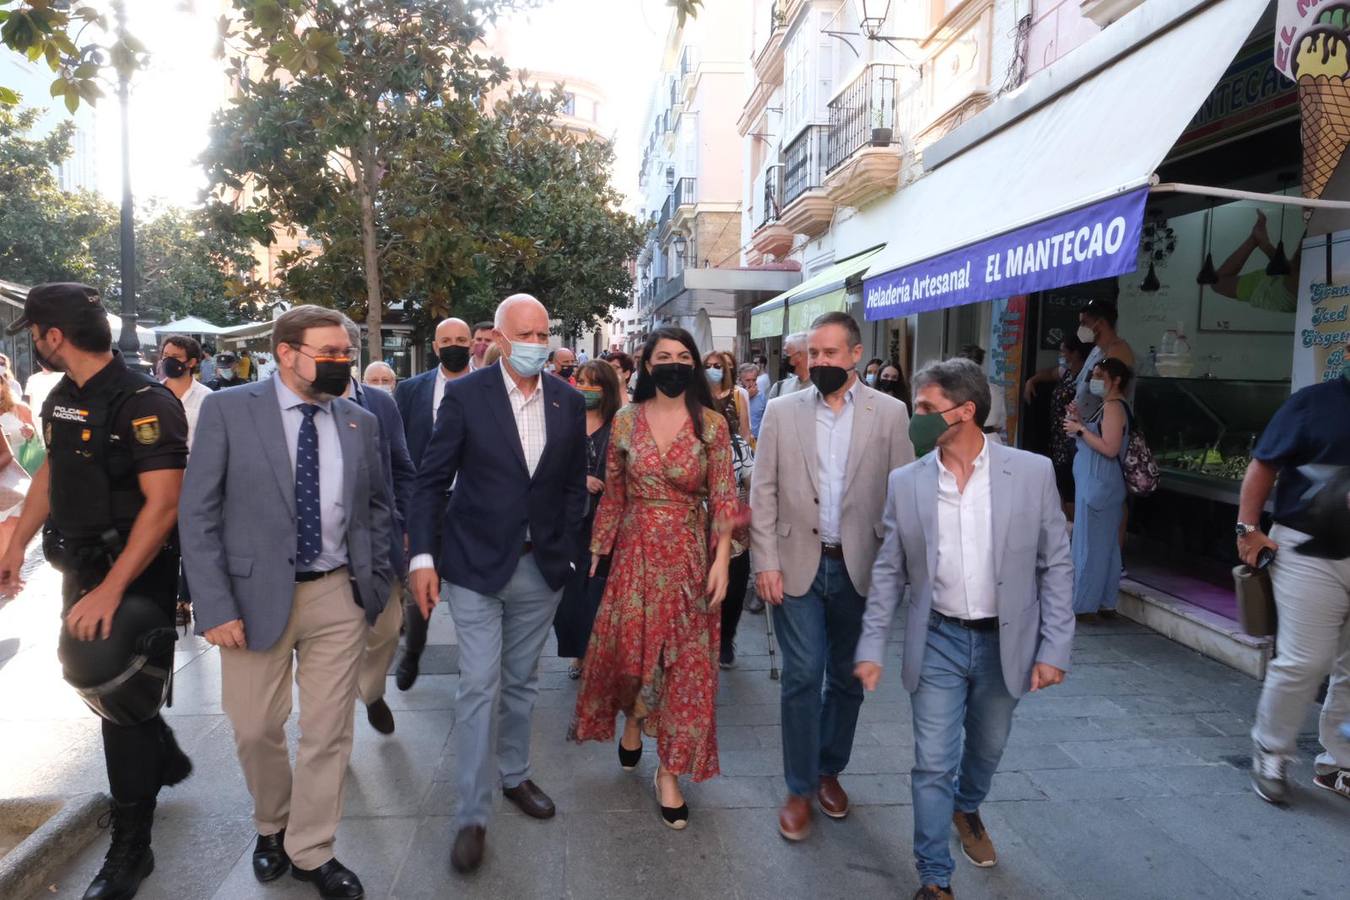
61,549,180,804
721,551,752,649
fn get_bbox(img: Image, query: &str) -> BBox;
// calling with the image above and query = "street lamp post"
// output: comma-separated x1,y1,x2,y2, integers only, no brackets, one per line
113,1,141,367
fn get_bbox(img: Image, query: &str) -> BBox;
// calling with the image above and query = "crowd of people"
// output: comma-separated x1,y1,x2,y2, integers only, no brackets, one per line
0,281,1345,900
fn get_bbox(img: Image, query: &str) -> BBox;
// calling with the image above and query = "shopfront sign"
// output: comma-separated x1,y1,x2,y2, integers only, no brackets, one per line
862,188,1148,321
1293,230,1350,390
1274,2,1350,198
1174,33,1297,158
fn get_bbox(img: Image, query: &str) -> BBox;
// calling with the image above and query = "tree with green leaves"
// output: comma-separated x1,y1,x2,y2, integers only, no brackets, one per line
1,103,263,324
204,0,642,357
0,1,146,111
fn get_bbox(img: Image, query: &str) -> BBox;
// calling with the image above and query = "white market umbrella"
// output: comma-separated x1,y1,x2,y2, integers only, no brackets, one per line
154,315,226,336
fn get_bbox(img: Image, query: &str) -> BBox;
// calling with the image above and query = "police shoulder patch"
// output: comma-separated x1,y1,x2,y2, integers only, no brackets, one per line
132,415,161,445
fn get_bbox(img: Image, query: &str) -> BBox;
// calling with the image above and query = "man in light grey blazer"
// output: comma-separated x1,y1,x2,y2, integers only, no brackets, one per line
183,306,393,900
855,357,1073,900
751,311,913,842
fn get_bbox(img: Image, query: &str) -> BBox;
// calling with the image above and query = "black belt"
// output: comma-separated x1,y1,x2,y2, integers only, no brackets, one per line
931,610,999,632
296,566,344,583
820,543,844,560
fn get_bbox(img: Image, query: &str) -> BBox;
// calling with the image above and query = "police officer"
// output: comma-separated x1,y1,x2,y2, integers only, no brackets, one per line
207,351,249,390
0,283,192,900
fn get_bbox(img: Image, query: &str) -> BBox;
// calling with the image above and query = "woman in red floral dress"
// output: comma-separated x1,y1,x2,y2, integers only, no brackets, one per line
571,327,737,830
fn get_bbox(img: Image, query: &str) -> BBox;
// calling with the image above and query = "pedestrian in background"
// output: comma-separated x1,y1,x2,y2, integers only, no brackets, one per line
1241,345,1350,805
1074,298,1135,418
1063,357,1131,619
182,305,394,899
572,326,737,831
469,321,494,372
706,350,753,670
1023,334,1091,517
553,359,622,679
863,357,885,387
158,334,215,628
0,368,36,556
606,350,635,403
877,362,910,411
362,361,397,394
23,355,63,433
407,294,587,874
391,317,472,688
751,311,913,842
857,357,1073,900
706,349,749,442
207,351,249,390
739,362,767,442
768,332,810,399
343,319,416,738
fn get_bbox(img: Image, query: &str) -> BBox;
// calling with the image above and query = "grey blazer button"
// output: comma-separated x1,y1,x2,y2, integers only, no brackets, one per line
812,528,818,535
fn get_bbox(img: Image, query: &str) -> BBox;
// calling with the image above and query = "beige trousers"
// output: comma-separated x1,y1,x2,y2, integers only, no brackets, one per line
220,570,368,870
359,582,404,705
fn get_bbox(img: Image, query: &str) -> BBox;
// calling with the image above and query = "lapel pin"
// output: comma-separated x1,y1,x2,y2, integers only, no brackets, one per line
348,422,358,429
552,401,560,407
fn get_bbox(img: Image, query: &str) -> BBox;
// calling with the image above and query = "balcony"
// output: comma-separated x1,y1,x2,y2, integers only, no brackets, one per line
750,165,793,259
824,64,906,209
752,1,787,86
659,177,697,236
779,125,833,238
679,46,698,103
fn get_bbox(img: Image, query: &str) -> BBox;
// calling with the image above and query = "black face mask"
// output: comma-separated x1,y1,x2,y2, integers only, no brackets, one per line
438,345,470,373
161,357,188,379
809,365,850,396
650,362,694,398
307,358,352,398
557,365,575,380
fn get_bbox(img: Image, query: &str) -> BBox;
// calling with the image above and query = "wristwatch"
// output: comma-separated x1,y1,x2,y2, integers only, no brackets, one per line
1235,522,1259,538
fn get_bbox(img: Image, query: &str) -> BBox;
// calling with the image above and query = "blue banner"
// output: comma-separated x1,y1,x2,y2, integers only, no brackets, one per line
862,188,1149,321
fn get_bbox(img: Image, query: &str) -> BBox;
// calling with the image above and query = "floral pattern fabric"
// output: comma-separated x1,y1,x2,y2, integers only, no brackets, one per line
570,403,738,781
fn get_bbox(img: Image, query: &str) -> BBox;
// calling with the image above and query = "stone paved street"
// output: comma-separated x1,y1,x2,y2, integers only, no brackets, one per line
2,549,1347,899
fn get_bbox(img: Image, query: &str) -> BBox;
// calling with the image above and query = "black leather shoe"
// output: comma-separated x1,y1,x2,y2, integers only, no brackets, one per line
83,800,155,900
502,779,556,819
394,650,421,691
291,858,364,899
252,830,289,883
451,825,486,874
365,698,395,735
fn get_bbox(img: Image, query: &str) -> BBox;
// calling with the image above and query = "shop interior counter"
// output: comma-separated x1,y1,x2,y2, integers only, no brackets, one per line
1133,376,1291,505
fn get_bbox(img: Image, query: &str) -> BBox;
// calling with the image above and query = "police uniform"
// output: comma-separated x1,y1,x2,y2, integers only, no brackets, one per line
43,353,190,803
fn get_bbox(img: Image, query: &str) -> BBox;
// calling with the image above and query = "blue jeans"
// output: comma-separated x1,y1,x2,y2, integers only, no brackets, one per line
771,556,867,797
911,613,1020,887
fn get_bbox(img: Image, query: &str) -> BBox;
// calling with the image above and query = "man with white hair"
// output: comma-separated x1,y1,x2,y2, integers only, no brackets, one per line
408,294,587,874
768,332,810,399
362,361,397,393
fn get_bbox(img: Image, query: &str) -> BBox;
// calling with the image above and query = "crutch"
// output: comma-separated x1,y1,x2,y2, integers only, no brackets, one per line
763,595,780,681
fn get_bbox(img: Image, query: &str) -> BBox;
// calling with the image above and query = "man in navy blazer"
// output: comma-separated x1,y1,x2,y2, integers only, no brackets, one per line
408,294,586,874
391,317,473,687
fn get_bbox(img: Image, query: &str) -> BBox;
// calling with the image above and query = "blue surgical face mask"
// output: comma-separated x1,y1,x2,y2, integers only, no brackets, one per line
706,366,723,384
865,373,878,386
1057,356,1067,370
1089,378,1107,397
507,342,550,378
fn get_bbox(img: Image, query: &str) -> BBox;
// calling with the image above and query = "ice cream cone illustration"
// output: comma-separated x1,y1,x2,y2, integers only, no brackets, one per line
1293,14,1350,199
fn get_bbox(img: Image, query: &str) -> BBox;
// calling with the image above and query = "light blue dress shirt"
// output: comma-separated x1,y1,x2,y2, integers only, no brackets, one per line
815,378,858,546
748,389,768,439
275,374,347,572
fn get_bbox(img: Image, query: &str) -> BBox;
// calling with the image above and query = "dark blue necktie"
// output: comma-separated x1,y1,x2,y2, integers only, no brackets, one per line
296,404,322,567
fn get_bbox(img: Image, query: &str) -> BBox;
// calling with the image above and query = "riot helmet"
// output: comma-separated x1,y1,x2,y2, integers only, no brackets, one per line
58,593,177,726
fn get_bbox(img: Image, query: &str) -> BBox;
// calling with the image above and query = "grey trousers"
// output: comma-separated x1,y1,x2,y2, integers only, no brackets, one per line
1252,525,1350,775
446,553,563,827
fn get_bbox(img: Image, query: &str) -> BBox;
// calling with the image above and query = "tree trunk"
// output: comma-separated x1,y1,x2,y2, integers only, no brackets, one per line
356,138,383,365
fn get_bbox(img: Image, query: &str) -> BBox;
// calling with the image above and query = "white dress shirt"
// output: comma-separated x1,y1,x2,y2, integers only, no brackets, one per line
432,365,458,423
168,378,214,450
409,362,548,572
275,375,347,572
815,378,858,546
931,436,998,620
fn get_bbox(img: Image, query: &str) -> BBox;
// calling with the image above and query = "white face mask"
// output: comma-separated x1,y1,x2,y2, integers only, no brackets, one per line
1088,378,1107,397
365,383,394,394
1076,325,1096,344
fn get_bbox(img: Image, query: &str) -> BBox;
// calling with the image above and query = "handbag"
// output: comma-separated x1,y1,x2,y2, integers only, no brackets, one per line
0,459,30,509
16,436,46,477
1233,563,1277,637
1119,404,1159,497
730,430,755,493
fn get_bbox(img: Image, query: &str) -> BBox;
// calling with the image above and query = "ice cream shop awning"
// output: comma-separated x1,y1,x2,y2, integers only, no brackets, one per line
862,0,1274,322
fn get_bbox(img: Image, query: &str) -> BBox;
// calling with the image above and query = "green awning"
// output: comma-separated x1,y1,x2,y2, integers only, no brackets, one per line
748,246,885,339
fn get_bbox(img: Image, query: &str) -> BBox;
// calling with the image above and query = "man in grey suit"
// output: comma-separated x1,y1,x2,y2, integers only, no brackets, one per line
751,311,913,841
183,306,393,900
855,357,1073,900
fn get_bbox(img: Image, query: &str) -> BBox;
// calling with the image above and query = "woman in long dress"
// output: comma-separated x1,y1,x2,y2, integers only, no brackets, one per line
571,326,737,830
553,360,623,678
1064,357,1132,618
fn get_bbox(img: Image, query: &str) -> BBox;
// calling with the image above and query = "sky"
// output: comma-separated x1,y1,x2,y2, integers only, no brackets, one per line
87,0,668,210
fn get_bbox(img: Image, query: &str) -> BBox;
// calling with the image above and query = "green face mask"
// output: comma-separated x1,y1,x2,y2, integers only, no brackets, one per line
908,407,959,457
579,387,602,409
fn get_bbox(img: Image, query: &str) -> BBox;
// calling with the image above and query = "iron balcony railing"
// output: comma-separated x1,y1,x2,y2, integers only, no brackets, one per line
659,177,696,232
827,63,902,172
782,125,828,206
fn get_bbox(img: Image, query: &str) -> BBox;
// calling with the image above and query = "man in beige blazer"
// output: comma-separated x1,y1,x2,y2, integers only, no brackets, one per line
750,311,914,842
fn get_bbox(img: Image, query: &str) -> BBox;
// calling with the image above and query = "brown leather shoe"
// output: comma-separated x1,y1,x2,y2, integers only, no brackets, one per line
502,779,556,819
817,775,849,819
952,809,996,867
914,884,954,899
450,825,485,874
778,794,812,841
